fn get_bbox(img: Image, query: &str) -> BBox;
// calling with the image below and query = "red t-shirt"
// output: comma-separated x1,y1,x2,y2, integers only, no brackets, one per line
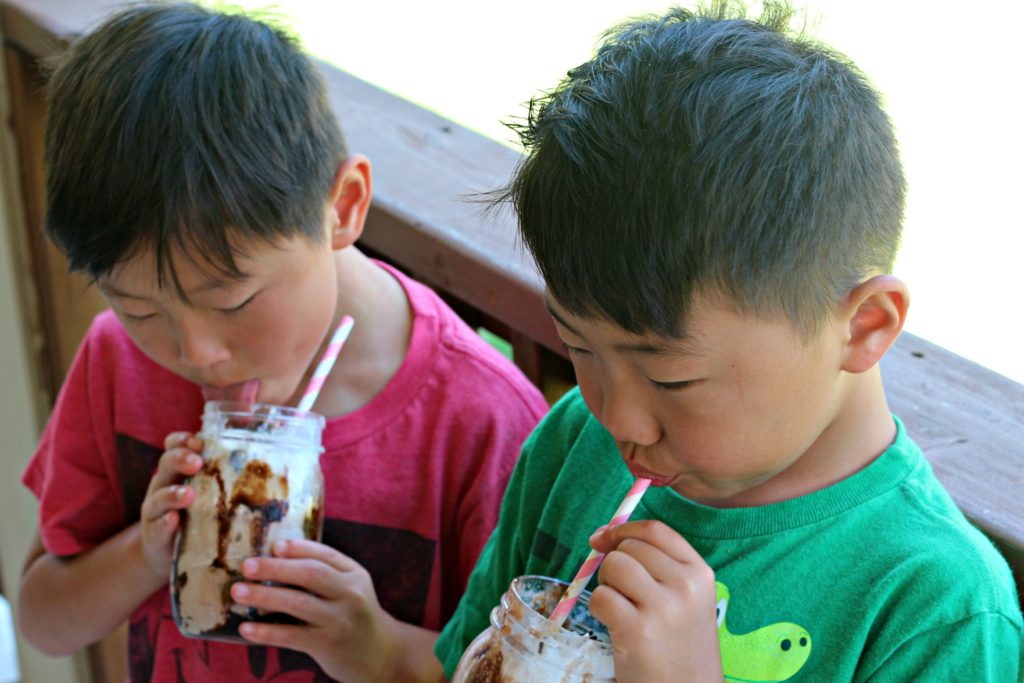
22,263,548,682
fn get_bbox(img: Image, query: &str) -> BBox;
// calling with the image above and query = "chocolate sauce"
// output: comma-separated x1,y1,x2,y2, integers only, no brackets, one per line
464,636,504,683
171,402,325,642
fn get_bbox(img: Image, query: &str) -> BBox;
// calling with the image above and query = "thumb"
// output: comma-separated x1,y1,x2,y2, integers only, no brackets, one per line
588,524,616,552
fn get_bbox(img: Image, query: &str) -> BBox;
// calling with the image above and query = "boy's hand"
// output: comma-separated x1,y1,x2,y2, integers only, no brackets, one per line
231,539,407,683
139,431,204,579
588,520,723,683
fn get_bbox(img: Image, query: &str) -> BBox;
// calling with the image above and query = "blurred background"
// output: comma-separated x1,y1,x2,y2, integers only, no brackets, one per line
226,0,1024,383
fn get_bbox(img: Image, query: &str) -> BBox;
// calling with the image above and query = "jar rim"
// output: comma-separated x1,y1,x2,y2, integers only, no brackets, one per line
503,575,613,662
204,401,325,426
201,401,326,451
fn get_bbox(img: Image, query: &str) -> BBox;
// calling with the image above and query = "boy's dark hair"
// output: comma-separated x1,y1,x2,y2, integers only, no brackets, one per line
503,1,905,338
44,2,345,293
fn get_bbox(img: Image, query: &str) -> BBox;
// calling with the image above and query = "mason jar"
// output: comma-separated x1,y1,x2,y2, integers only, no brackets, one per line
452,575,615,683
171,401,325,641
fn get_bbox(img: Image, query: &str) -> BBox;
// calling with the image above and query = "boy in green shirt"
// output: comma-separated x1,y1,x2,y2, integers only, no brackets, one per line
435,2,1023,680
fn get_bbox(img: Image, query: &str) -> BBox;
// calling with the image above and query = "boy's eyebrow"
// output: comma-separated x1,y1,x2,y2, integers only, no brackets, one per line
98,274,250,300
544,297,582,337
615,338,705,358
97,282,145,300
544,297,705,358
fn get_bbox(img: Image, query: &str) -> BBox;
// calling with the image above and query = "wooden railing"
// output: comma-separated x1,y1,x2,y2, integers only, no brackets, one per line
2,1,1022,681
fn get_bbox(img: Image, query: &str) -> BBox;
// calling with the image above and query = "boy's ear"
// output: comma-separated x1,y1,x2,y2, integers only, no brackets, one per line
839,275,910,374
325,154,373,250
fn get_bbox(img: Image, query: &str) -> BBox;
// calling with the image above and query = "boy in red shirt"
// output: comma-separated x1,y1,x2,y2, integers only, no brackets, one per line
18,3,546,681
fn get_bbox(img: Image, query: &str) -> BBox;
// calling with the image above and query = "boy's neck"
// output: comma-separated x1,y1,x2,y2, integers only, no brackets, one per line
708,368,897,508
306,247,413,418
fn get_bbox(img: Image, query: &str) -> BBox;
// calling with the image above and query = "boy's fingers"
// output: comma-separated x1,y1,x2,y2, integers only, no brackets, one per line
164,432,188,450
596,540,717,614
237,620,308,650
239,555,352,598
270,539,358,572
597,545,660,605
588,583,640,630
163,431,203,451
148,448,203,492
590,519,697,564
231,582,329,625
142,510,180,539
160,510,181,535
141,485,193,522
604,538,685,586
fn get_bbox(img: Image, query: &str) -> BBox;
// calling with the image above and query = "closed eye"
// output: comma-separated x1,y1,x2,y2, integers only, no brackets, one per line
561,342,592,357
122,311,156,322
219,292,258,316
650,378,696,392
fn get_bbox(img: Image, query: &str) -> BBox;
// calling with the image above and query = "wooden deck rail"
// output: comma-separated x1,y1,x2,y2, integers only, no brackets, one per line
2,1,1022,681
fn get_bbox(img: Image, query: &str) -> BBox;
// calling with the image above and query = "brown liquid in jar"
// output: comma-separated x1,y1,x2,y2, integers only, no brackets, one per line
172,402,325,641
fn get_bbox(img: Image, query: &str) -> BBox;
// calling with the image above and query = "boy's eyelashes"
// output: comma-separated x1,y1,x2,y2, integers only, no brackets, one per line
119,292,259,322
122,310,156,323
649,378,697,392
218,292,259,316
561,341,699,392
561,341,591,356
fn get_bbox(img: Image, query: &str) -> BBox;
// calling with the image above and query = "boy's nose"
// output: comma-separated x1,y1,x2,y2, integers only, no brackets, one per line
176,318,231,369
599,385,661,447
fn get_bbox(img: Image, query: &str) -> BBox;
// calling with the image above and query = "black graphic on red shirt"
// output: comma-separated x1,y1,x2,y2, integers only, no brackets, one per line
116,434,436,682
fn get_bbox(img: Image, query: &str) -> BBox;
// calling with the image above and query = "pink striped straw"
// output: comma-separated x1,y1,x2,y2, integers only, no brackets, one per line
297,315,355,413
548,477,652,628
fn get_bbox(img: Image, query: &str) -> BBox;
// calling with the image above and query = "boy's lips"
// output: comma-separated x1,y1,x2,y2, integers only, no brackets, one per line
628,465,678,487
201,379,260,403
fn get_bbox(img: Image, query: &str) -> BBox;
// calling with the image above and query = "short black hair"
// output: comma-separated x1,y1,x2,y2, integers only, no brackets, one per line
44,2,345,293
502,1,905,338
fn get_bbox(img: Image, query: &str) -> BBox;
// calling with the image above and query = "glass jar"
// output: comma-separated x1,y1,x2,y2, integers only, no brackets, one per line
452,575,615,683
171,401,325,641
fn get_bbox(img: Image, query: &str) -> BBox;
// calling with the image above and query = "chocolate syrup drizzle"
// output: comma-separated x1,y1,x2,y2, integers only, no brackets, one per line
173,451,321,638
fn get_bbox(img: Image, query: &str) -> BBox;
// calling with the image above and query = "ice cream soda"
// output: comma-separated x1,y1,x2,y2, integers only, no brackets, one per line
452,575,615,683
171,400,325,641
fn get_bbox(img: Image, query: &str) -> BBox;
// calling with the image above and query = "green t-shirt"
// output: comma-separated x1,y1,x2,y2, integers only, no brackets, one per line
437,388,1023,681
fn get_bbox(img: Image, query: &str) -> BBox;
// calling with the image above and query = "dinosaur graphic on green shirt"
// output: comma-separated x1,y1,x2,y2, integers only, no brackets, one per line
716,581,812,682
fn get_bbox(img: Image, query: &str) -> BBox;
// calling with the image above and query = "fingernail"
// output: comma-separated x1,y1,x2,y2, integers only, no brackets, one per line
187,454,202,467
273,540,289,554
174,486,186,499
233,583,249,599
242,558,258,575
239,623,254,637
589,525,609,541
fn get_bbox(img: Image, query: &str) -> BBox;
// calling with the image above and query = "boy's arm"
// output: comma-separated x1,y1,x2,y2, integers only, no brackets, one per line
19,432,204,656
18,526,165,655
379,619,445,683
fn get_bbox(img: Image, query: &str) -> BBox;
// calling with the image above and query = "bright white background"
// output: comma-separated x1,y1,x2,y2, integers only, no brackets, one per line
230,0,1024,383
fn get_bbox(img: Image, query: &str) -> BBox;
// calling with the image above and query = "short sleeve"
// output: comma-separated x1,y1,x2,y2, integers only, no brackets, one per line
22,320,123,556
435,391,583,678
447,386,546,578
860,611,1022,681
434,432,535,678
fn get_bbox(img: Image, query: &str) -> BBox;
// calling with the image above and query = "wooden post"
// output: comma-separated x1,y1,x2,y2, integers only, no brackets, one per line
0,35,89,683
